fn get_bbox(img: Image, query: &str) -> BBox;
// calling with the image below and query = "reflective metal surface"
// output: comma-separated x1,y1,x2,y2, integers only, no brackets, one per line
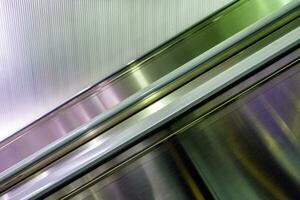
47,24,300,200
56,52,300,200
1,8,298,195
0,0,297,177
178,64,300,200
0,0,234,142
65,142,208,200
2,23,299,199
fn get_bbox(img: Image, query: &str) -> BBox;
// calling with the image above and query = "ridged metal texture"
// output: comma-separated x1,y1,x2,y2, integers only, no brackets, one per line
0,0,295,180
0,0,232,141
4,29,300,199
72,58,300,200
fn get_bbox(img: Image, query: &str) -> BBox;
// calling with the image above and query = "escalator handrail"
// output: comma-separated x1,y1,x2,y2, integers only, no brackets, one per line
3,25,300,200
0,0,299,187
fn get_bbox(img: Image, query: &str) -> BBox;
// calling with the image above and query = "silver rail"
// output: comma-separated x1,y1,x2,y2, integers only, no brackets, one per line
0,0,299,187
2,23,299,200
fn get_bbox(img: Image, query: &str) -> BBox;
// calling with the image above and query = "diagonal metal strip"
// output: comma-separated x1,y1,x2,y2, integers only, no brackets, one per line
0,0,299,187
3,24,300,200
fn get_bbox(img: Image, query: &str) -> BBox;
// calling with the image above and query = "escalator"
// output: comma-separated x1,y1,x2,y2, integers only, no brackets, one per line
51,52,300,200
0,0,299,199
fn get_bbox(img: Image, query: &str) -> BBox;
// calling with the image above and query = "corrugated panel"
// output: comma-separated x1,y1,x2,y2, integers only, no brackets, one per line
0,0,232,141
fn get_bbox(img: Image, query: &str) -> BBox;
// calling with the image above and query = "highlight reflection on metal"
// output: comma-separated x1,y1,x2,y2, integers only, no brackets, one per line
0,0,234,141
0,0,296,175
2,9,299,194
178,66,300,200
68,144,206,200
52,54,300,199
52,44,292,199
2,24,299,199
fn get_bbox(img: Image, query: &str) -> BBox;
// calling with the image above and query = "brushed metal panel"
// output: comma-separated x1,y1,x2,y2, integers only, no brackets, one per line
2,27,298,199
178,65,300,200
48,48,300,200
0,0,233,141
73,63,300,200
70,144,204,200
0,0,296,177
47,52,300,200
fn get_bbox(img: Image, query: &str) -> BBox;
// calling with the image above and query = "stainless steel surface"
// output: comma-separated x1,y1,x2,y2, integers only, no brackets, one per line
79,65,300,200
54,53,300,200
0,0,237,172
2,25,299,199
48,32,300,200
0,0,297,181
0,0,234,142
66,143,207,200
178,65,300,200
1,10,299,196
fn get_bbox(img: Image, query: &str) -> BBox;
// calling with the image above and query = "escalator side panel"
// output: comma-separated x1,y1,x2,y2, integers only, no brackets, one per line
179,64,300,199
68,62,300,200
0,0,297,175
